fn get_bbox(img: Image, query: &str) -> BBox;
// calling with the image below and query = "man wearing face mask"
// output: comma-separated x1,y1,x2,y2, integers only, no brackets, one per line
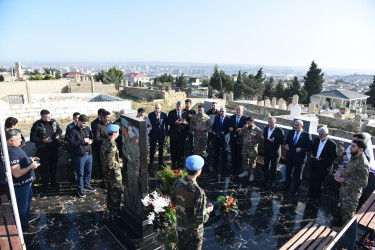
308,127,337,203
238,117,262,182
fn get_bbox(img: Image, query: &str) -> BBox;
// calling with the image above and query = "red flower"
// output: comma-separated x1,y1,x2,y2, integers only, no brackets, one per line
171,206,175,210
225,205,231,210
174,170,179,174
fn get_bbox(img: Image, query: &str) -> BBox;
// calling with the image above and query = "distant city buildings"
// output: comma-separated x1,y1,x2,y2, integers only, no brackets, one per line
124,73,149,83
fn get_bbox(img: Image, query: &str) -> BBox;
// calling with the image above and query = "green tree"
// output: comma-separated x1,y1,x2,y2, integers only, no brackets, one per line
220,71,234,93
0,75,4,82
290,76,301,95
94,69,105,83
175,73,188,89
201,79,210,87
210,65,221,90
304,61,324,99
154,73,174,85
104,67,124,90
234,71,244,99
275,80,285,99
255,67,265,82
55,69,62,79
299,87,309,104
365,76,375,107
263,76,275,99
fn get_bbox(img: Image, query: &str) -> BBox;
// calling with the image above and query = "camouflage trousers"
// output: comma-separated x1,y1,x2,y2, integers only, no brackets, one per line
242,148,258,174
178,232,203,250
339,186,362,224
105,169,123,216
194,132,208,157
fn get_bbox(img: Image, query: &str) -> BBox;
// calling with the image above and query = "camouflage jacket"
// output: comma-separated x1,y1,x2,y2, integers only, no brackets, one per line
238,124,262,148
189,114,211,133
341,153,369,190
100,138,121,171
172,177,210,236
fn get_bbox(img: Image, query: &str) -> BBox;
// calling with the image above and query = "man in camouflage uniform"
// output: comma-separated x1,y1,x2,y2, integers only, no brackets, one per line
189,105,211,157
238,117,262,182
172,155,213,250
100,124,123,218
335,139,369,225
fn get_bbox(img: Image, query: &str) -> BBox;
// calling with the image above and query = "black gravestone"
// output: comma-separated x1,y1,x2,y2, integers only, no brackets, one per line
104,114,161,249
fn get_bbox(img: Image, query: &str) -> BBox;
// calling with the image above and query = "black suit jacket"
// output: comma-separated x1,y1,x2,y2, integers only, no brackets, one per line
212,115,230,138
285,130,312,164
263,126,284,157
148,112,168,139
227,115,246,141
310,137,337,170
65,122,76,137
167,109,187,138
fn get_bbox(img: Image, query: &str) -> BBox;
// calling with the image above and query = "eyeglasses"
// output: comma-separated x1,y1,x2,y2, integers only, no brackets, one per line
219,111,224,112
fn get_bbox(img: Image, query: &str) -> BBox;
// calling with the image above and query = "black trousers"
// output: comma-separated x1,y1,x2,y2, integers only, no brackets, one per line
285,157,304,191
38,147,59,186
149,135,164,165
263,151,280,183
170,134,185,168
230,141,242,173
308,160,329,199
214,136,228,168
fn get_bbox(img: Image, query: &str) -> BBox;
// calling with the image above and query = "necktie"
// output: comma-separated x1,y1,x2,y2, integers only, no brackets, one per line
177,111,180,120
293,132,299,145
220,117,223,127
236,117,239,126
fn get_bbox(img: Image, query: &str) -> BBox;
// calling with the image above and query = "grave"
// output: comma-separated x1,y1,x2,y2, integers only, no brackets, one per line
271,97,276,108
264,99,270,107
290,104,301,120
287,103,293,111
258,100,264,106
292,95,299,105
334,112,342,119
308,103,315,114
104,114,162,249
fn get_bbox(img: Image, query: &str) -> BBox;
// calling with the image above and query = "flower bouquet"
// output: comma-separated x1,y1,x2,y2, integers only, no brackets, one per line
141,191,176,226
217,195,238,223
157,166,187,196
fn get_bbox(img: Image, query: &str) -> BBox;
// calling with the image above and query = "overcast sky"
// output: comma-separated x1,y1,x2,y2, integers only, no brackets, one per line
1,0,374,71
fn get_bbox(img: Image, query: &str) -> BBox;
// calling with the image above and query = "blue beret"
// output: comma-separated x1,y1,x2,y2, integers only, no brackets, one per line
186,155,204,171
107,124,120,133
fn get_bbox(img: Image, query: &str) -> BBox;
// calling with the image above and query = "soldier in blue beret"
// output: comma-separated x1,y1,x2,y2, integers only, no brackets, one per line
100,124,123,218
172,155,213,250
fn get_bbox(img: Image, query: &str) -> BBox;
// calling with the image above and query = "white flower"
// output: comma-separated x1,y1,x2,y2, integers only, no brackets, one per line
146,212,155,224
141,195,151,207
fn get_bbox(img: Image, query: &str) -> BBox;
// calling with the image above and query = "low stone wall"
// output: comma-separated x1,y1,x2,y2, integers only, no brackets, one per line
69,82,119,96
122,87,186,103
226,101,290,116
0,79,69,95
1,93,133,122
316,114,364,133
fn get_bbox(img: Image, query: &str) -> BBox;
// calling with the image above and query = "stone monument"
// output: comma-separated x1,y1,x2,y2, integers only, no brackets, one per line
90,76,95,93
264,99,270,107
258,100,264,106
228,92,233,101
278,98,286,110
105,115,160,249
271,97,276,108
308,103,315,114
334,112,342,119
290,104,302,120
355,114,361,122
292,95,299,105
15,62,26,81
287,103,293,111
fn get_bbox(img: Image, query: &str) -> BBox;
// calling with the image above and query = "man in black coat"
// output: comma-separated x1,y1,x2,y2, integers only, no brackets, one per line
227,105,246,174
148,104,168,167
30,109,62,191
167,101,187,169
65,112,81,138
284,119,312,195
261,117,284,186
308,127,337,203
212,107,230,171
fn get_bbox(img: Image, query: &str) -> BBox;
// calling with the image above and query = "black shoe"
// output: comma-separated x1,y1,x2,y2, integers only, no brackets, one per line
29,214,40,224
78,190,86,198
84,186,96,192
23,225,41,235
100,180,107,189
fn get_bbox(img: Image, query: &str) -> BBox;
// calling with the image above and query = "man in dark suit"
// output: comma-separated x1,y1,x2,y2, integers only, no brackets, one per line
148,104,168,167
212,107,230,171
227,105,246,174
308,127,337,203
284,119,312,195
167,101,187,169
65,112,81,138
261,117,284,186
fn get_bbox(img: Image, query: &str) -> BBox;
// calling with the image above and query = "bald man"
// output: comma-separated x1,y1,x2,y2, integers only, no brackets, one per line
284,120,312,195
308,127,337,203
148,104,168,167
